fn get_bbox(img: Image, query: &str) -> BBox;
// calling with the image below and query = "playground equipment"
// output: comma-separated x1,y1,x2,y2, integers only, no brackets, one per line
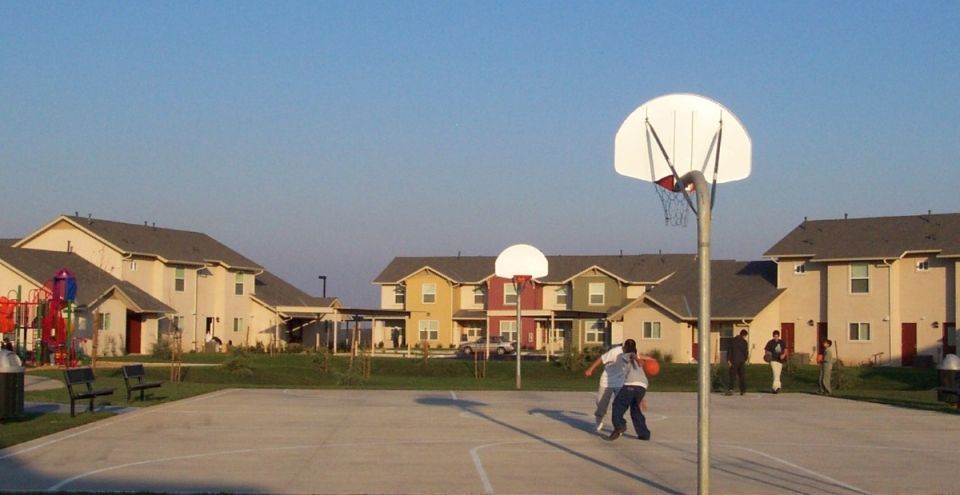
0,269,82,367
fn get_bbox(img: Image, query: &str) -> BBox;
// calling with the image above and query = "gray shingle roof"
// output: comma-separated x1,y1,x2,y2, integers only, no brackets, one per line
49,215,263,269
373,254,695,284
253,270,338,308
644,260,783,320
0,247,174,313
764,213,960,260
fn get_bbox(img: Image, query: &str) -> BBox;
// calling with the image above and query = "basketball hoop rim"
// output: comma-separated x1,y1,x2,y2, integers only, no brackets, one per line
512,275,532,285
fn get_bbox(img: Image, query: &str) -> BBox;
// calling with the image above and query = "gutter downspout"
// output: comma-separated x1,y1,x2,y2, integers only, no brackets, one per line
881,259,894,366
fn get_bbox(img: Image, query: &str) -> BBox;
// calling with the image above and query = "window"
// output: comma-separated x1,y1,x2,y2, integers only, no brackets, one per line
499,320,517,342
172,315,185,332
585,320,605,343
174,267,185,292
419,320,439,341
233,318,243,332
394,286,405,305
473,286,485,305
718,323,734,353
916,260,930,271
588,283,605,305
555,286,568,305
794,263,806,275
463,326,483,340
98,313,111,331
504,283,517,305
643,321,661,339
850,263,869,293
130,261,138,271
849,322,871,341
422,283,436,304
235,273,244,295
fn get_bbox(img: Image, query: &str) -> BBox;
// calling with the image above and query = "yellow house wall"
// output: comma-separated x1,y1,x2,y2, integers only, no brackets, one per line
379,285,404,310
620,303,692,363
827,262,895,365
745,299,784,363
543,285,568,310
899,255,948,359
776,260,825,325
404,271,453,348
458,284,484,310
19,219,125,279
624,285,646,300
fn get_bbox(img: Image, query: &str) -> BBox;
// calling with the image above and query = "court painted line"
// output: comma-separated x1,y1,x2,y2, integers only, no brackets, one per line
450,391,458,401
727,444,871,495
46,438,499,491
0,390,233,462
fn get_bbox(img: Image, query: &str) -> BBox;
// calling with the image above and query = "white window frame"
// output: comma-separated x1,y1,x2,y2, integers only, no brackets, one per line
172,315,185,332
418,320,439,341
503,283,517,305
850,263,869,294
394,286,405,305
174,267,185,292
849,322,871,341
463,326,483,340
473,286,485,305
555,286,568,305
588,283,605,306
585,320,604,343
99,313,111,331
499,320,517,342
234,273,244,295
130,261,138,272
916,260,930,272
233,317,243,332
794,262,806,275
642,321,661,340
422,283,437,304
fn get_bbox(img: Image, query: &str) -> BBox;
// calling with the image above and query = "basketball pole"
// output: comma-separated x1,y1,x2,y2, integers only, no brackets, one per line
514,277,523,390
682,169,713,495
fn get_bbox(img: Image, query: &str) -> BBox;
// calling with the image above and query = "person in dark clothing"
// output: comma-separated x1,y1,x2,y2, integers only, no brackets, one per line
764,330,788,393
726,329,749,395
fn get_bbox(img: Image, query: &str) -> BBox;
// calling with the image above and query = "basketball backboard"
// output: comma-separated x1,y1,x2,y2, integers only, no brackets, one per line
614,93,752,184
495,244,548,279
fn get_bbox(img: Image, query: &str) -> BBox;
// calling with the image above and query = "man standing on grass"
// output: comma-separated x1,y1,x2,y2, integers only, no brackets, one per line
585,342,626,433
819,339,835,395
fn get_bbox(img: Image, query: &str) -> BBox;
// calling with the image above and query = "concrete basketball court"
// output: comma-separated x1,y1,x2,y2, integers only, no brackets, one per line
1,389,957,494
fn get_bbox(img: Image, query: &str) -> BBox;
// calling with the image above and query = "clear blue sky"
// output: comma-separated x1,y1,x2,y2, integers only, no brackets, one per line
2,2,958,307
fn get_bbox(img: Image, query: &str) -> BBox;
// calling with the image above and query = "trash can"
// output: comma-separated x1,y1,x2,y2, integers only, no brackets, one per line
0,349,25,420
936,354,960,404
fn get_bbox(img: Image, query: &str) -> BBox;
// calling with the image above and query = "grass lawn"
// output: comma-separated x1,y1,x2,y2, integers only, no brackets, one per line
5,352,955,449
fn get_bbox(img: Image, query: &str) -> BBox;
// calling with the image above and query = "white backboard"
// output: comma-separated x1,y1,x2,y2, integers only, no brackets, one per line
495,244,548,279
615,93,751,184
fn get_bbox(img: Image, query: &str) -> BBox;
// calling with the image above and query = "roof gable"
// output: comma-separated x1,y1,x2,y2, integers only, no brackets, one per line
643,260,783,320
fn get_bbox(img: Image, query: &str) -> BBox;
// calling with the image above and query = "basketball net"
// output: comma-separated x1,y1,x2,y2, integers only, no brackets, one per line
654,175,694,227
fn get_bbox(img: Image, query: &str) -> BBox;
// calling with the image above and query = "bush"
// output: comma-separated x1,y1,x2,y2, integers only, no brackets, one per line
558,346,603,371
285,343,304,354
152,337,173,360
223,357,253,377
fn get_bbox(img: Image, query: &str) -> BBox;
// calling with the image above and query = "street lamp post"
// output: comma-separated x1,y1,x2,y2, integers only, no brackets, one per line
318,275,327,298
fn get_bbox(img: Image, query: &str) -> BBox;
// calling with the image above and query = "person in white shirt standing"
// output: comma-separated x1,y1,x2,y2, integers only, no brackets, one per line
584,343,625,432
607,339,654,441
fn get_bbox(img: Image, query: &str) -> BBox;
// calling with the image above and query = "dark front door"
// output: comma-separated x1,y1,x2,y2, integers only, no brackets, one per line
901,322,917,366
126,312,142,354
780,322,795,354
816,322,828,359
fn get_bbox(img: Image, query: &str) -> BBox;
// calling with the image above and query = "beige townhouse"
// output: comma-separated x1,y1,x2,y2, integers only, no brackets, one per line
765,213,960,366
609,260,784,364
0,246,174,358
10,215,338,354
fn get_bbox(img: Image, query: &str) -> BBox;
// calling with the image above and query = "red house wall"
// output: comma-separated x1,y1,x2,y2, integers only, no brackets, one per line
487,276,542,349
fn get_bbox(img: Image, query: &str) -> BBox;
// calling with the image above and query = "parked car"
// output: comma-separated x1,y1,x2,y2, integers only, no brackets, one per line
458,336,515,356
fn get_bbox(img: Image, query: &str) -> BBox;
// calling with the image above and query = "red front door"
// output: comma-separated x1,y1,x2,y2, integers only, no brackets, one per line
126,312,142,354
901,323,917,366
780,323,795,354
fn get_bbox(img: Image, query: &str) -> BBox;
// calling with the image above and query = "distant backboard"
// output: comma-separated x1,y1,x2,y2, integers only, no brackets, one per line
495,244,548,279
614,93,751,184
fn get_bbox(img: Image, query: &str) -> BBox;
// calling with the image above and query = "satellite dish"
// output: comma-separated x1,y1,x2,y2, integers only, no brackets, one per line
495,244,548,279
614,93,752,184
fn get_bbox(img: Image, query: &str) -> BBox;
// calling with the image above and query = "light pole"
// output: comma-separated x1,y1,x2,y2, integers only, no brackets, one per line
318,275,327,298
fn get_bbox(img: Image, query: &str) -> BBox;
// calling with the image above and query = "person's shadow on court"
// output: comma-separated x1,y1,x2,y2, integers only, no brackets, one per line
528,408,597,433
416,396,683,495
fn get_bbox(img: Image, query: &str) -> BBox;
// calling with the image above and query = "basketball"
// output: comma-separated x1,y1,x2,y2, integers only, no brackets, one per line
643,358,660,377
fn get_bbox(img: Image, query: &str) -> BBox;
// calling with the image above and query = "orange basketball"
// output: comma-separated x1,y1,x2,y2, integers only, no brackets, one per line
643,359,660,377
